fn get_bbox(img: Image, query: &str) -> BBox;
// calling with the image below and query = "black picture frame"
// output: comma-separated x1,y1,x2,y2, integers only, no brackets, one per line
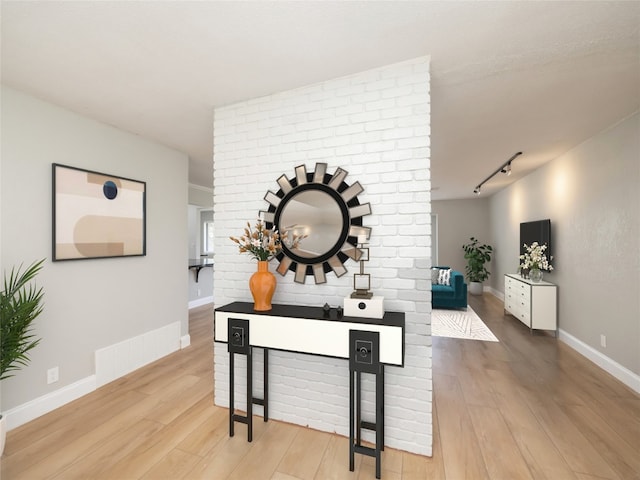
52,163,146,261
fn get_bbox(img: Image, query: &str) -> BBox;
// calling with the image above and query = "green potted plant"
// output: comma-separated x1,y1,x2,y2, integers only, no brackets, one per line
462,237,493,295
1,259,45,455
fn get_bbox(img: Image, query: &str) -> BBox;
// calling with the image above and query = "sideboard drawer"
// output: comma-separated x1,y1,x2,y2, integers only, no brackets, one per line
517,291,531,309
516,306,530,326
505,294,517,312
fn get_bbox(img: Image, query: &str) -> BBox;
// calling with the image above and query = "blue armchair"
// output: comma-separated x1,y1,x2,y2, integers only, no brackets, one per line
432,267,467,309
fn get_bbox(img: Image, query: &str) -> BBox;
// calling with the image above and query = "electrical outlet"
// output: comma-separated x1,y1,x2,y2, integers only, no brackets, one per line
47,367,59,384
197,288,201,296
600,334,607,348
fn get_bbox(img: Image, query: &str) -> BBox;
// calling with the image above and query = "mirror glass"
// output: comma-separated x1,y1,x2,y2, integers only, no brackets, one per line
279,190,342,259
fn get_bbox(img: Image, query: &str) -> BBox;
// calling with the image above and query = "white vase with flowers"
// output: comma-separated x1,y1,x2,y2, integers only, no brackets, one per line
519,242,553,282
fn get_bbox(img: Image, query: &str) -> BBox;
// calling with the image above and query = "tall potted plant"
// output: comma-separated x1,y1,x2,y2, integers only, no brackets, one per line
1,259,45,455
462,237,493,295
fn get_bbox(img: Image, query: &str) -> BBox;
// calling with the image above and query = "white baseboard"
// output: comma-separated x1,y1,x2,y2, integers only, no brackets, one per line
487,286,503,301
95,322,181,388
189,296,214,309
6,322,184,431
4,376,96,430
488,290,639,394
558,329,640,394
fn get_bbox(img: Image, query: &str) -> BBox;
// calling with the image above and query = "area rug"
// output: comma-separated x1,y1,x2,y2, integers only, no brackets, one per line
432,306,499,342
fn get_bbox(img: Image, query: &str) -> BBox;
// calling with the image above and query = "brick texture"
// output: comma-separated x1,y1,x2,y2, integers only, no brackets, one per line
213,57,432,455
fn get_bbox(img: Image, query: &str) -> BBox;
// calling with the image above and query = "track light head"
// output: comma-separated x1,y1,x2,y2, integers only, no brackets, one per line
473,152,521,195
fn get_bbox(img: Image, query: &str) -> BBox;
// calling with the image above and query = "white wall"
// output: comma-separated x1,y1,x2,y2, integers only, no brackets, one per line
213,57,432,455
188,184,214,307
1,87,189,419
188,183,214,207
490,112,640,378
187,206,214,307
188,205,199,259
432,198,491,275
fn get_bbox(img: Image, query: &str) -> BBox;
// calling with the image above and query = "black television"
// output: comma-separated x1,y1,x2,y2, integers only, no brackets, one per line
520,219,552,260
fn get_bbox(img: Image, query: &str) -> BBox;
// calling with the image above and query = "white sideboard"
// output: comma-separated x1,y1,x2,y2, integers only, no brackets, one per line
504,274,557,333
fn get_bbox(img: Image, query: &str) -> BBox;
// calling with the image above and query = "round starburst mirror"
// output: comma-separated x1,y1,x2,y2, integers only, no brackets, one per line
261,163,371,284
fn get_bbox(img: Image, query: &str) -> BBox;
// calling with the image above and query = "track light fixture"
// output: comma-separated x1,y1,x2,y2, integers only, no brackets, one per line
473,152,522,195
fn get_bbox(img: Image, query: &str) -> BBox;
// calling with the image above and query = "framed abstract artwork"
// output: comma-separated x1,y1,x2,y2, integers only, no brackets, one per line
52,163,146,261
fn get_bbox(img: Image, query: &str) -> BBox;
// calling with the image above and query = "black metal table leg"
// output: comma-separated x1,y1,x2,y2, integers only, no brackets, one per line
380,365,385,452
228,318,255,442
356,370,362,446
376,363,383,478
247,347,253,442
229,349,235,437
349,369,355,472
263,349,269,421
349,330,383,479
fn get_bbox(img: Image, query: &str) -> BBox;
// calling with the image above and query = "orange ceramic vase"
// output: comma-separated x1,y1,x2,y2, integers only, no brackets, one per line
249,261,276,311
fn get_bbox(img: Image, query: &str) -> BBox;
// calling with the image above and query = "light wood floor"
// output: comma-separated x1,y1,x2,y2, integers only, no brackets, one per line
2,294,639,479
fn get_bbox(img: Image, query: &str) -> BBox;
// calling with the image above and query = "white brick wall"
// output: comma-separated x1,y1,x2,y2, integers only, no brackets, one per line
213,57,432,455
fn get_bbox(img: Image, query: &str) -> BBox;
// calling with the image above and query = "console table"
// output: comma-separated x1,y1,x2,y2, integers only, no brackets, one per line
215,302,405,365
214,301,405,479
504,274,557,334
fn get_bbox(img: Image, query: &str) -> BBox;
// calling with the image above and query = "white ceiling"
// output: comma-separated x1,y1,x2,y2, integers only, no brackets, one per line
2,1,639,200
